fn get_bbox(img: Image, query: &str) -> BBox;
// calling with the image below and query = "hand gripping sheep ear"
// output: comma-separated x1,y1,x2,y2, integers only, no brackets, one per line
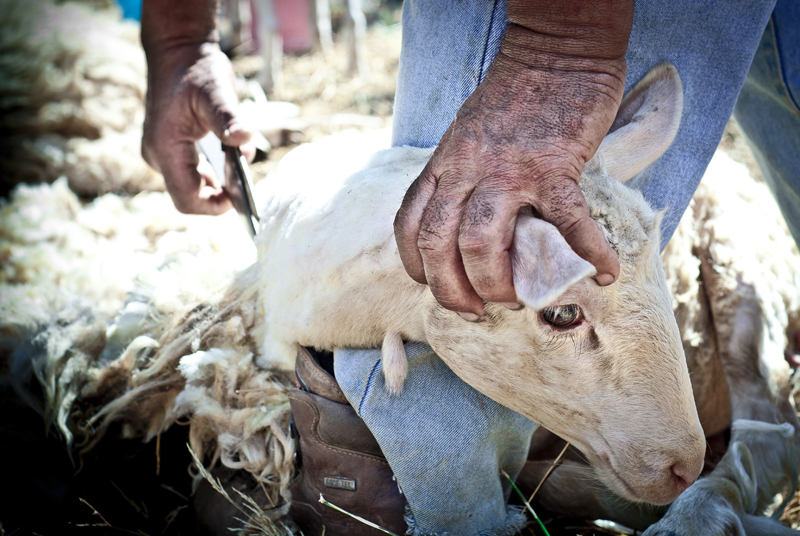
509,64,684,310
509,214,596,310
243,64,704,506
386,65,685,393
387,64,686,396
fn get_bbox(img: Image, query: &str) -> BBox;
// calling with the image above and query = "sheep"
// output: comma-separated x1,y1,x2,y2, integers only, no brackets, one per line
7,64,709,509
517,151,800,535
194,64,703,508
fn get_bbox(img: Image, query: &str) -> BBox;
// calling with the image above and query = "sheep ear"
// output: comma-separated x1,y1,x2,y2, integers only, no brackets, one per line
595,64,683,182
511,214,596,310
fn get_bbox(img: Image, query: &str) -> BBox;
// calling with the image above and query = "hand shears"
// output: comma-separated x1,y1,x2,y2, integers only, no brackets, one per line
197,132,260,239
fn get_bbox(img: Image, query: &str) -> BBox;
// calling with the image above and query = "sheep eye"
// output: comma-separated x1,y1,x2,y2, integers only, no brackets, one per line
541,305,581,328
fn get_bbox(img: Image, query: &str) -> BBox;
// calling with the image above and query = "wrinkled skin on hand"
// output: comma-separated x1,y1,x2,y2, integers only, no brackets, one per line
142,42,254,215
394,24,626,316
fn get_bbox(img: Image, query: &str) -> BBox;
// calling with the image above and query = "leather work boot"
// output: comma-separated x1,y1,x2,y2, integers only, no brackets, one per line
288,346,407,535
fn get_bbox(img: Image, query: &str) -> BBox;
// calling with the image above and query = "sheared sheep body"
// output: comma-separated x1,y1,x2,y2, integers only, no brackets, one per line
3,135,799,518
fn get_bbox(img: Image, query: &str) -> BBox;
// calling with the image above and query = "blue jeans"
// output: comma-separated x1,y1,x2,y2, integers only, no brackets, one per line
337,1,799,534
733,1,800,247
335,343,536,536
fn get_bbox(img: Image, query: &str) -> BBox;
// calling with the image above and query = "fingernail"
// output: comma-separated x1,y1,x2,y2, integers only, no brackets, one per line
223,123,243,139
596,273,615,286
502,302,523,310
458,312,481,322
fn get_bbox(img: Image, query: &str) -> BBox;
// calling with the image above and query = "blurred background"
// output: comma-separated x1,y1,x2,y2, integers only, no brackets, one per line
0,0,402,199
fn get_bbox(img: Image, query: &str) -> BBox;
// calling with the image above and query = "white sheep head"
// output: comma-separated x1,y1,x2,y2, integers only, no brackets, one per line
420,65,706,506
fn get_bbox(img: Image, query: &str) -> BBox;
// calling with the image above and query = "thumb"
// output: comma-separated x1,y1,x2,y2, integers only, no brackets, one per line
534,178,620,286
394,162,438,284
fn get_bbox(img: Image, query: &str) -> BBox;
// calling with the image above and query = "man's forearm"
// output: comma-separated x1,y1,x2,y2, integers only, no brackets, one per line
139,0,251,216
141,0,220,53
506,0,634,60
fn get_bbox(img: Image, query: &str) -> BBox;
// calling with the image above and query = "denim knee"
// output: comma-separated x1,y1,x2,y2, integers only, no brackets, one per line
334,343,537,536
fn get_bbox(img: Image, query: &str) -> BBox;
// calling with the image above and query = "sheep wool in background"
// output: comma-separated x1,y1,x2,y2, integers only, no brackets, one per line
0,0,162,197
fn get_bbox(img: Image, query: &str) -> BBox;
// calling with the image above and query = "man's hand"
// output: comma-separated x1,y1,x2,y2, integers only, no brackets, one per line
394,3,633,317
141,0,253,215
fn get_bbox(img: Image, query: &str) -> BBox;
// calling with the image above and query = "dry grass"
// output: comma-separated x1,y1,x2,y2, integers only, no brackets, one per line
189,445,294,536
233,22,401,181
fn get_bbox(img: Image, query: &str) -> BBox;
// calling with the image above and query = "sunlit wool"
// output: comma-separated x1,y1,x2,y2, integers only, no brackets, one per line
0,0,162,195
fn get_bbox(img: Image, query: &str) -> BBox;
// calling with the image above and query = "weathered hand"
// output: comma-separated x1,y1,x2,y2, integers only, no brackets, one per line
394,23,626,316
141,0,253,216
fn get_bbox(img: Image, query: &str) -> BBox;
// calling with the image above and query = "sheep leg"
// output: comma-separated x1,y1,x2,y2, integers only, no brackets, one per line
642,268,800,535
520,431,745,532
381,331,407,394
640,425,799,536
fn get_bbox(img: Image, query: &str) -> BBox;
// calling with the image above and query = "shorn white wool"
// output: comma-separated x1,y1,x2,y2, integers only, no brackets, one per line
665,151,800,425
0,178,255,315
0,0,161,195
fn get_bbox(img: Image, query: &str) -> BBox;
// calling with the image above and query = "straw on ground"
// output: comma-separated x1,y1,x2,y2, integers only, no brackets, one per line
318,494,399,536
501,469,551,536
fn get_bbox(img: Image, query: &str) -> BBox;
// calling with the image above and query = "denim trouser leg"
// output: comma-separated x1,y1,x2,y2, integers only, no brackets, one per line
334,2,781,535
733,0,800,247
334,343,537,536
393,0,776,248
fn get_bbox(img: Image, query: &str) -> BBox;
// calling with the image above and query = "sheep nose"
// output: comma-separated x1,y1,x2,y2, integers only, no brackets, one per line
670,461,701,493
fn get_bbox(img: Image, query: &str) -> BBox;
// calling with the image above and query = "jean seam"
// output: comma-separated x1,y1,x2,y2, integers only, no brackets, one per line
476,0,500,86
769,14,800,114
358,357,383,416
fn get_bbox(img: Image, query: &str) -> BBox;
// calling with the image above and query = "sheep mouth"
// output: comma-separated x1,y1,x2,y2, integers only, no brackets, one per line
597,451,684,506
597,452,641,502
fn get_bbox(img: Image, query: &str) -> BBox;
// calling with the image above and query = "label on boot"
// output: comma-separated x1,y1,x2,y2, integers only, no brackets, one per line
323,476,357,491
